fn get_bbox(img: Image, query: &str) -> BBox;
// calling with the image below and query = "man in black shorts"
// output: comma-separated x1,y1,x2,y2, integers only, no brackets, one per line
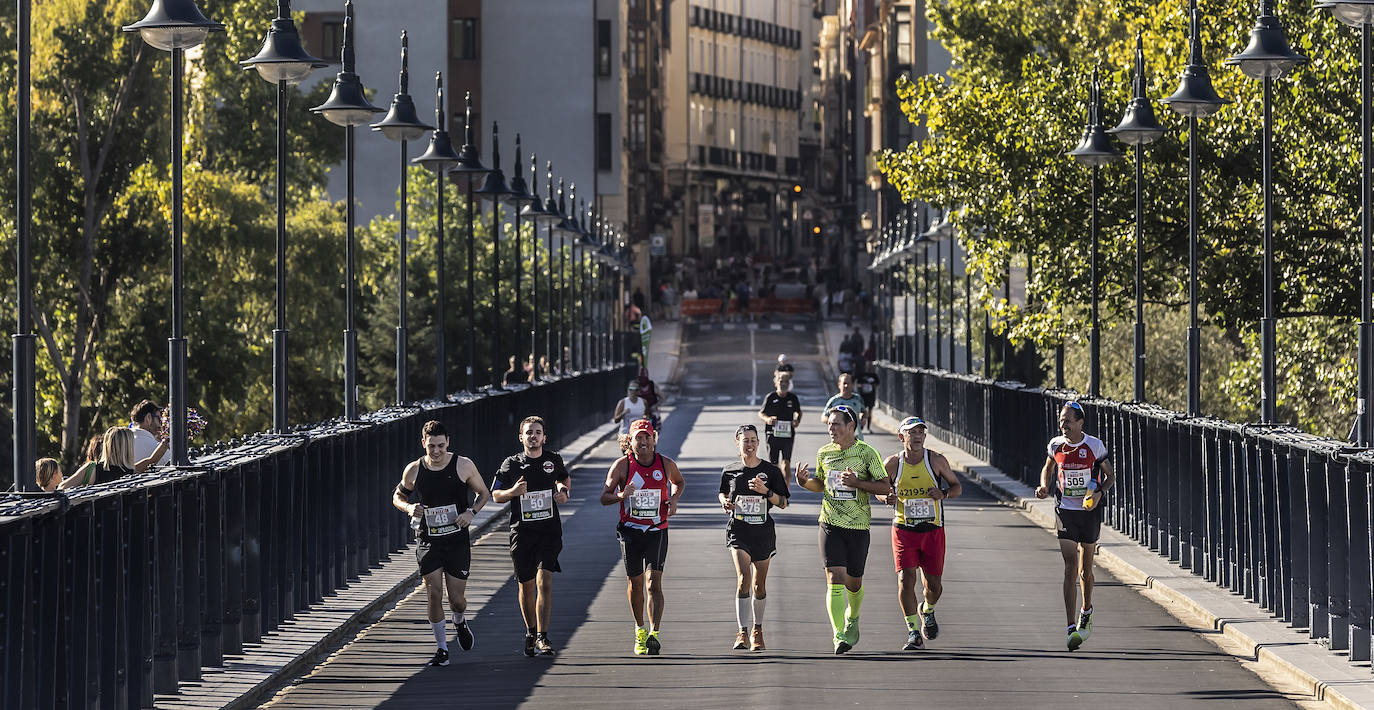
718,424,789,651
1035,401,1115,650
758,370,802,478
392,421,492,667
854,364,880,434
492,416,571,657
599,419,686,655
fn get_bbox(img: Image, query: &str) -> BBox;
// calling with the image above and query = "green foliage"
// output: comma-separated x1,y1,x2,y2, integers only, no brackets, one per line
881,0,1365,437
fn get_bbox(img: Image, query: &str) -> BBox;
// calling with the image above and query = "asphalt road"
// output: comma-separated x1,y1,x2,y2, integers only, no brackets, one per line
263,322,1302,709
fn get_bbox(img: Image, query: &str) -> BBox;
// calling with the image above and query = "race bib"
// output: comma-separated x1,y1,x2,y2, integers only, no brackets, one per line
734,495,766,524
1061,470,1089,497
826,470,857,500
521,489,554,522
772,420,793,438
423,503,461,536
903,497,937,523
630,488,662,519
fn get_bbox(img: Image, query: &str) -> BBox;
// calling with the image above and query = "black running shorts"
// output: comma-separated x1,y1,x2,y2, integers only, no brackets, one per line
767,435,795,464
510,528,563,583
726,524,777,562
1056,506,1104,544
417,530,471,578
819,523,869,578
617,524,669,577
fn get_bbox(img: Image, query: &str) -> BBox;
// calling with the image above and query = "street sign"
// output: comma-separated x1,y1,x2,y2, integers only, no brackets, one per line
650,233,667,256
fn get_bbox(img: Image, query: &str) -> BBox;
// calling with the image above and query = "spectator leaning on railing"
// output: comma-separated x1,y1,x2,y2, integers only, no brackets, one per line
130,399,171,467
35,458,61,492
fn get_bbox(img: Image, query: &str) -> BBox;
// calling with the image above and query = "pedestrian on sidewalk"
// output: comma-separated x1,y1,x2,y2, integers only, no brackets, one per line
392,420,491,667
1035,401,1114,651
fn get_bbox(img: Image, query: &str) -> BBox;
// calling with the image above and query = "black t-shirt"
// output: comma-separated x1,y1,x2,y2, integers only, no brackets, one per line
494,450,570,533
759,391,802,437
856,373,880,399
719,460,789,532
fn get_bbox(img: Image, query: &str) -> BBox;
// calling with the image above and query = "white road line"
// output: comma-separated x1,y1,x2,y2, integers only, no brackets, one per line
749,327,757,406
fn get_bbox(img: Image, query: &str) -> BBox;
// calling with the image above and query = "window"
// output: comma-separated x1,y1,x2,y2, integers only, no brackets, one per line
597,113,613,171
597,20,612,76
321,20,343,63
452,18,478,60
895,8,912,66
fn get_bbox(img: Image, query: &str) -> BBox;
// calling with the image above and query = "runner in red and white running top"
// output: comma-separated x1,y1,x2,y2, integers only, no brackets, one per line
600,419,685,656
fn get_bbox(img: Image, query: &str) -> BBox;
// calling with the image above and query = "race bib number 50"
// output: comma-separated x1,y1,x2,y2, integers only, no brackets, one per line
521,490,554,521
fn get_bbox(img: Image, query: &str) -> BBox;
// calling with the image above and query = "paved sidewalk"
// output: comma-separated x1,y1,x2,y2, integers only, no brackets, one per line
869,405,1374,710
152,421,619,710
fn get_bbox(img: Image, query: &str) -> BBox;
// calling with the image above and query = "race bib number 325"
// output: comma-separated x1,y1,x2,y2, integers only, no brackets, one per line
630,488,662,519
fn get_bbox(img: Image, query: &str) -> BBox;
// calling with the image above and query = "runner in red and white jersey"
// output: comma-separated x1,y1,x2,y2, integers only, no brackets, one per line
599,419,685,656
1035,401,1115,651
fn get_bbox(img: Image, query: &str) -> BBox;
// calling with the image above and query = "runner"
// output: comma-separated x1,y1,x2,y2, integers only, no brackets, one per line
824,373,868,440
758,370,802,478
794,405,891,654
491,416,572,657
718,424,790,651
392,420,492,667
1034,401,1115,651
855,364,880,435
599,419,686,656
613,380,648,435
883,416,961,650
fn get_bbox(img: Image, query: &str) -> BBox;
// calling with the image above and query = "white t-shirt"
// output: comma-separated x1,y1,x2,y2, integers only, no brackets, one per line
132,426,171,467
619,397,647,434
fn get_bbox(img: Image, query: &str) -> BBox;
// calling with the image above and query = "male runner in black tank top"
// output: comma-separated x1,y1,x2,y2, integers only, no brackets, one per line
392,420,492,667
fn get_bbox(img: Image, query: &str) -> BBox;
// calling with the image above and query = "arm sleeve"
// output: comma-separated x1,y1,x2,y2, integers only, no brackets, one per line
493,457,513,489
867,448,886,481
791,394,802,414
1046,438,1058,457
771,466,791,498
553,453,570,482
1090,437,1110,462
719,473,731,496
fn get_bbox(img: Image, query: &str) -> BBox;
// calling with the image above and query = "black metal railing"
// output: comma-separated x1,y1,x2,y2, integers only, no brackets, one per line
874,361,1374,670
0,363,635,710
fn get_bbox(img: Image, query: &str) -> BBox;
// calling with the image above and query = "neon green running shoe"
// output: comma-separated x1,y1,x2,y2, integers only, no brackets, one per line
633,627,649,656
842,618,860,648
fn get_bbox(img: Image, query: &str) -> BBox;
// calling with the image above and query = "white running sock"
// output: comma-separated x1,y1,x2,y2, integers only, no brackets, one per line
735,596,752,629
752,596,766,626
432,621,448,650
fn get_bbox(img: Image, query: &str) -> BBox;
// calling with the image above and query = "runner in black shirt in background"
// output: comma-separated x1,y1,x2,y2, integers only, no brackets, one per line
718,424,789,651
758,370,802,480
855,364,880,435
492,416,572,657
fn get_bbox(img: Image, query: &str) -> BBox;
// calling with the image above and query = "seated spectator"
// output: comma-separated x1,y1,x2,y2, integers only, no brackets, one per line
58,434,104,490
35,458,61,492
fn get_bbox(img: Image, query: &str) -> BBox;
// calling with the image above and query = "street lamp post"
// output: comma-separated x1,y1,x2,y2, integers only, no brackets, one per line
1109,33,1168,403
13,0,33,491
448,92,490,394
1316,0,1374,446
243,0,327,433
413,73,462,398
1227,0,1307,425
1163,0,1230,415
371,32,432,405
521,157,556,378
506,135,537,379
1069,69,1123,399
310,0,383,422
124,0,224,467
475,123,513,388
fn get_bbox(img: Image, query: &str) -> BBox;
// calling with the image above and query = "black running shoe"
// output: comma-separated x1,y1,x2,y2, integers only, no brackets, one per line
834,640,853,655
535,635,557,656
427,648,450,666
646,631,661,656
455,621,475,651
904,629,924,651
523,633,537,657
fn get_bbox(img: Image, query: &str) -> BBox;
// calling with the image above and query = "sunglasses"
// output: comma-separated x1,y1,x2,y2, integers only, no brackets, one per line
735,424,758,437
829,405,858,425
